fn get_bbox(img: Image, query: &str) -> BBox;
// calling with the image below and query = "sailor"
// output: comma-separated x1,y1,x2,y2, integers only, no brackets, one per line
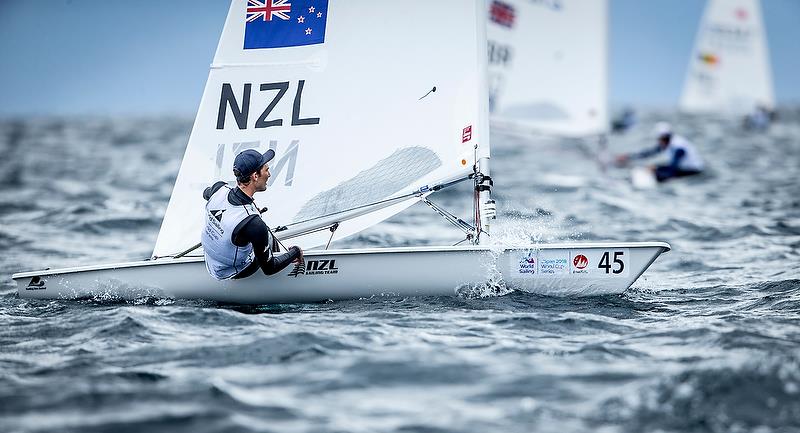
611,107,637,133
615,122,705,182
201,149,303,280
743,104,774,131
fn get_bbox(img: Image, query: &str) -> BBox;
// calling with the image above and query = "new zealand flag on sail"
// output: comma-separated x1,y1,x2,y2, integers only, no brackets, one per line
244,0,328,50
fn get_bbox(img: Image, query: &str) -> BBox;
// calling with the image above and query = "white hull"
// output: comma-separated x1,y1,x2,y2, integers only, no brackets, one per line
630,167,658,190
13,243,669,303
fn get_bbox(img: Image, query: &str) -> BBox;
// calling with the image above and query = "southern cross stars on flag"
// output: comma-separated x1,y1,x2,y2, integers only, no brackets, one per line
244,0,328,50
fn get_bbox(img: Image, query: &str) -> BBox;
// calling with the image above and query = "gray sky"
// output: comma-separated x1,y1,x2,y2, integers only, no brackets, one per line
0,0,798,116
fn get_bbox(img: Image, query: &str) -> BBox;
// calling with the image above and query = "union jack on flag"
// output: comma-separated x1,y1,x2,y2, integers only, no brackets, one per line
490,1,515,28
247,0,292,23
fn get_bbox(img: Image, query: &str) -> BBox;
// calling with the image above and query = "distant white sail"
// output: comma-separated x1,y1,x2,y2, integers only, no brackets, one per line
680,0,774,114
153,0,491,258
486,0,608,137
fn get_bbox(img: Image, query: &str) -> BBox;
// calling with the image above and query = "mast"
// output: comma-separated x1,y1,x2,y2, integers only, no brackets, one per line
476,157,495,243
475,0,495,244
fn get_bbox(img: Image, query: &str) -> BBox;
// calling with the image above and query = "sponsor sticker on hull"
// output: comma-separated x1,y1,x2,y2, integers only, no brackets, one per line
509,249,630,279
513,250,537,278
569,249,630,277
538,250,569,276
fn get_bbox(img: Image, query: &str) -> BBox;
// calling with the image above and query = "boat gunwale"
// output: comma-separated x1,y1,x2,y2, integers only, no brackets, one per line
12,242,670,280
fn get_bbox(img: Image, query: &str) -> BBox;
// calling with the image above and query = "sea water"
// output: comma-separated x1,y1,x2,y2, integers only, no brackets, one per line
1,112,799,432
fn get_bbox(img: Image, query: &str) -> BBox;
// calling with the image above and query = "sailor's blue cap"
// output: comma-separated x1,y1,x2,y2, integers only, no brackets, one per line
233,149,275,178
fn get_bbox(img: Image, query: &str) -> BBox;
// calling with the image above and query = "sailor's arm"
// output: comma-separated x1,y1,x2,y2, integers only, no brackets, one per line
616,145,661,166
235,217,303,276
202,181,227,200
262,247,303,275
631,145,662,160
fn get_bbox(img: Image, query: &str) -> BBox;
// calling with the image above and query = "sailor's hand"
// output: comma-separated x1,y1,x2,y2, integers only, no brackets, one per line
614,154,629,167
292,246,304,263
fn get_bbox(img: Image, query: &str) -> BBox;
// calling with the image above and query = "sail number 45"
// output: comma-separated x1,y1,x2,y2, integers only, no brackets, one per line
598,251,625,274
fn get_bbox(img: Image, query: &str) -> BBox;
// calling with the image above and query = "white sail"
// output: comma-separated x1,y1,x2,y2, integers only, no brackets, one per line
680,0,774,114
486,0,608,137
153,0,491,258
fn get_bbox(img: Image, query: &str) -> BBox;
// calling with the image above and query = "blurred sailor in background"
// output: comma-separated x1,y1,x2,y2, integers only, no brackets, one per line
615,122,705,182
611,107,637,133
743,104,776,131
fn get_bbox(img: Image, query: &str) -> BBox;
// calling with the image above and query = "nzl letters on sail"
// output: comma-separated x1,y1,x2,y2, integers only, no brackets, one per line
216,80,320,130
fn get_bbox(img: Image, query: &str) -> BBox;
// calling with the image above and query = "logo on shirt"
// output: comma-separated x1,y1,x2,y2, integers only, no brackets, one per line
210,210,226,222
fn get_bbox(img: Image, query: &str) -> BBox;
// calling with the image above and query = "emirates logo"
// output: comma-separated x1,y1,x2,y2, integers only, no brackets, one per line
573,254,588,269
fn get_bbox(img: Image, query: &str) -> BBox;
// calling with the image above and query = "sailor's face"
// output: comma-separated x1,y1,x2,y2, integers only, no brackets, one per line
254,164,270,192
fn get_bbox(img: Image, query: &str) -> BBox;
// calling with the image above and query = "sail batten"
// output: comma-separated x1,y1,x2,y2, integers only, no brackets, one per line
153,0,490,258
278,168,472,231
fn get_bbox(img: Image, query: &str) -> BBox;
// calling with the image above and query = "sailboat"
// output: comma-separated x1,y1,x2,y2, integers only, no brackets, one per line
486,0,612,186
486,0,608,137
680,0,774,114
12,0,669,303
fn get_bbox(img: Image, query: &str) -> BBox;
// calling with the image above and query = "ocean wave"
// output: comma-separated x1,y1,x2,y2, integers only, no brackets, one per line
1,113,799,431
72,216,162,235
595,356,800,432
